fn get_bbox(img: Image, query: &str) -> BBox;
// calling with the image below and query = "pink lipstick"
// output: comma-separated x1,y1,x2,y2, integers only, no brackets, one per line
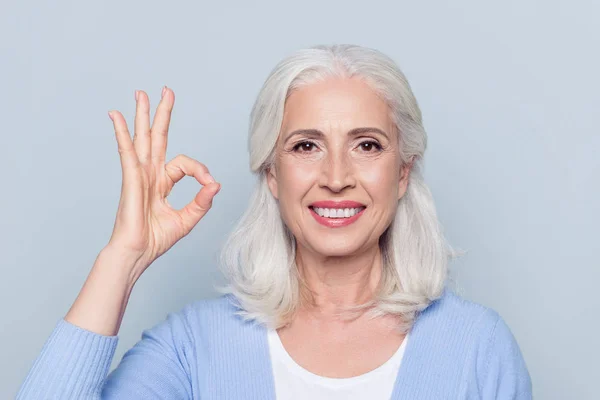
308,200,366,228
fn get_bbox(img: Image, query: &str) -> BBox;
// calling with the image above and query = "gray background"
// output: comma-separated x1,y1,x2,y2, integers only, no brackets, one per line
2,0,598,398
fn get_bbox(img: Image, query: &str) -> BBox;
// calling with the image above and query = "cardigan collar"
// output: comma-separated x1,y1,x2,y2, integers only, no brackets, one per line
211,290,447,399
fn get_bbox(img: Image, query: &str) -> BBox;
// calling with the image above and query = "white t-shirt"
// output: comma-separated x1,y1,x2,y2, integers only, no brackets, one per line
267,329,408,400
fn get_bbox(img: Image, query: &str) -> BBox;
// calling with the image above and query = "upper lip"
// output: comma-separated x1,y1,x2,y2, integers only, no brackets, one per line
309,200,366,209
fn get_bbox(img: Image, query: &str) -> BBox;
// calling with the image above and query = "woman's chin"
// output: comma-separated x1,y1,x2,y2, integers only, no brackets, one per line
305,239,371,258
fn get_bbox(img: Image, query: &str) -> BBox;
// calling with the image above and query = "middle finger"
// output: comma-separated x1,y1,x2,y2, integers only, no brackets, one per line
133,90,151,165
150,86,175,166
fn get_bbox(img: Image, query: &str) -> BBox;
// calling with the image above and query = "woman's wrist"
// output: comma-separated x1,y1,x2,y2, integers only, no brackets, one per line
99,243,151,286
63,248,142,336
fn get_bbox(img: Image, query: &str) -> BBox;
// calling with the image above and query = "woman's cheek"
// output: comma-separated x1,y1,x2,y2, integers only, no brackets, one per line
361,162,394,186
361,162,400,197
280,162,318,196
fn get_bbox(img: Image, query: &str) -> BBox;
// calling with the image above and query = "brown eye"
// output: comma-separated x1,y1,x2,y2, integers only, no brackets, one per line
293,141,317,152
359,141,382,152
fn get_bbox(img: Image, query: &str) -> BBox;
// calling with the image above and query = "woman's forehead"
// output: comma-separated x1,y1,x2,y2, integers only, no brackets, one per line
281,77,393,135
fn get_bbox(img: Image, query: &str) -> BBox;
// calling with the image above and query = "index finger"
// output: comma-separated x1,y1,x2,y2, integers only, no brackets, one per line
164,154,215,187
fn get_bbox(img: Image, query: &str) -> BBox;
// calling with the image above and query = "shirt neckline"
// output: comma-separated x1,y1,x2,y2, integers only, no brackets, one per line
267,328,409,388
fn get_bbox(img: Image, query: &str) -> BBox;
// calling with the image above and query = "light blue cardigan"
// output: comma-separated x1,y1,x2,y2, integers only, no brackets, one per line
17,288,532,399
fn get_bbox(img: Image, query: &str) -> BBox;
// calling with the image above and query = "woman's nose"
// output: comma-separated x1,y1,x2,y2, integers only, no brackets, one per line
318,152,356,193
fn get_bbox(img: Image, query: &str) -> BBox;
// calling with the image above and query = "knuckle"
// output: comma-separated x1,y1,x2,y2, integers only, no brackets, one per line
197,203,211,214
193,159,208,171
174,153,188,162
118,147,133,155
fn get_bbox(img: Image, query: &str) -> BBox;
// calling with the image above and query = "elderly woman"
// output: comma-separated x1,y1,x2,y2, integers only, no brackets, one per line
17,44,531,399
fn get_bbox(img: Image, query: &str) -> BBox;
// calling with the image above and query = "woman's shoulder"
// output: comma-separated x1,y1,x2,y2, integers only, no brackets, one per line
419,287,505,332
131,293,257,366
408,287,531,394
167,292,240,322
180,292,240,318
415,287,529,376
411,287,525,366
159,293,256,340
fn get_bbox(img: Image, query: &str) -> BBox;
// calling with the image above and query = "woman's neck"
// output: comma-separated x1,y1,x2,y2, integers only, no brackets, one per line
295,244,382,316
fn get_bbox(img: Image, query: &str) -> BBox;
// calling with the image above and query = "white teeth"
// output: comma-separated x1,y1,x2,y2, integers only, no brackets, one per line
312,207,365,219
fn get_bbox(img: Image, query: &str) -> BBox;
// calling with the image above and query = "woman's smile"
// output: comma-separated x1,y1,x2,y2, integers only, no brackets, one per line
309,200,366,228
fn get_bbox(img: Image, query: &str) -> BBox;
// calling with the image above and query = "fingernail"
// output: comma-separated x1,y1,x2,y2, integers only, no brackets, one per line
135,90,139,101
161,86,167,98
108,111,114,121
205,173,215,183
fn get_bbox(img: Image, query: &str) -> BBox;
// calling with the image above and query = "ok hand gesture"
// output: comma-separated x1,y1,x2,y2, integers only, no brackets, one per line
106,87,220,278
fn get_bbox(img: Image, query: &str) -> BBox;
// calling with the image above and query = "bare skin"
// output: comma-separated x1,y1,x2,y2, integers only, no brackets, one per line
64,86,220,336
277,308,405,378
277,252,406,378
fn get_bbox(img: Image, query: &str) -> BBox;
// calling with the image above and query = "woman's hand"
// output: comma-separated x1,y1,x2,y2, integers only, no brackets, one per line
62,87,217,336
106,86,220,279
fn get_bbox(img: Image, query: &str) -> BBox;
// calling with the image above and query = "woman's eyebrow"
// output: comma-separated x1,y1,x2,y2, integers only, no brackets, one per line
283,127,389,142
348,127,389,139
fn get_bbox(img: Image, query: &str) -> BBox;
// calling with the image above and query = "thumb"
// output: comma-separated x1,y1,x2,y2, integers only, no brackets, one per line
178,182,221,234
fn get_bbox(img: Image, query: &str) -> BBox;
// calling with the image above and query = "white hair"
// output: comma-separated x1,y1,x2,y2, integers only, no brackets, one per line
217,44,462,333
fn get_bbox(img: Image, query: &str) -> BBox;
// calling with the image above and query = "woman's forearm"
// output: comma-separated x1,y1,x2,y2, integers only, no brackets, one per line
64,246,143,336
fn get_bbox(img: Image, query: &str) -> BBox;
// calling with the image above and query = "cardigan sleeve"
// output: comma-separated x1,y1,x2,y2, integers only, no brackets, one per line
17,309,195,399
101,309,195,399
16,319,119,399
477,312,533,399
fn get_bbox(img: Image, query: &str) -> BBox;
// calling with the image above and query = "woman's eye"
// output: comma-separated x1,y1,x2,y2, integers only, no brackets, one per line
358,141,382,152
293,141,317,152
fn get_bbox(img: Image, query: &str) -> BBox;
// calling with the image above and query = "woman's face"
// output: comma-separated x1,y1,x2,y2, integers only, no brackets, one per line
267,77,411,257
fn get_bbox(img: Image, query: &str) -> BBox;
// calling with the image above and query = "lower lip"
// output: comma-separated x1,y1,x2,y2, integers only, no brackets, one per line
309,207,365,228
